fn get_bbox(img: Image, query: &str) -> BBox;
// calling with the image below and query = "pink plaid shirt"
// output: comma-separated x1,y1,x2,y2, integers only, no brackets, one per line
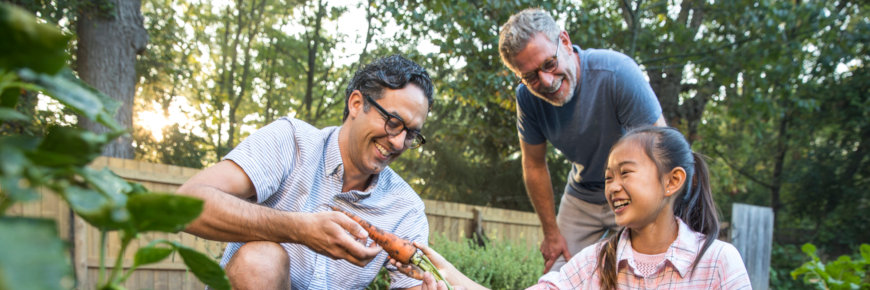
530,218,751,289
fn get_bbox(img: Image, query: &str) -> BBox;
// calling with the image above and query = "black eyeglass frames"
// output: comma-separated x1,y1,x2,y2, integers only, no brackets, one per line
361,93,426,149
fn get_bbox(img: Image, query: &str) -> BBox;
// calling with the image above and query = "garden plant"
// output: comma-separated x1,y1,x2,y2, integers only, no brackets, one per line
0,3,229,290
791,243,870,290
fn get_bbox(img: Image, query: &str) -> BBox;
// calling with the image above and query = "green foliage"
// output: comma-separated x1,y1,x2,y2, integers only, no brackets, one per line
365,267,391,290
0,3,228,289
133,124,207,169
367,233,542,290
0,2,70,75
791,243,870,290
0,217,72,290
432,234,541,289
770,243,812,290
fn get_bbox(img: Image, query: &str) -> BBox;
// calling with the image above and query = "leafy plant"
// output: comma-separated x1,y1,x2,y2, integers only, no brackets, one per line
791,243,870,290
0,3,228,290
366,233,542,289
770,242,812,290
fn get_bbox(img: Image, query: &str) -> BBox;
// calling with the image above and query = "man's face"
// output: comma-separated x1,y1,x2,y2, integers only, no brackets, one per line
511,32,578,106
344,85,428,176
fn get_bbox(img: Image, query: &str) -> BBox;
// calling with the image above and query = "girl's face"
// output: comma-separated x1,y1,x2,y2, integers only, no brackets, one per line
604,139,676,229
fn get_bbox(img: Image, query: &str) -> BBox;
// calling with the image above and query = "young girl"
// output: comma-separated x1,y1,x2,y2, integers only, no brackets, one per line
402,126,751,289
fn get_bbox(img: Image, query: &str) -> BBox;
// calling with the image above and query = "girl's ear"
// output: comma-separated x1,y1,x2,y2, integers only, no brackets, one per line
664,167,687,197
347,90,365,119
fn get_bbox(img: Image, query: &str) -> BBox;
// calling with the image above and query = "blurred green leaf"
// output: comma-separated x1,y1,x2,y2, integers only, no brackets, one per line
0,217,72,290
17,68,123,132
802,243,818,258
127,193,203,233
30,126,107,167
173,242,231,290
63,185,125,230
133,244,174,268
0,86,19,108
0,107,27,121
0,3,70,75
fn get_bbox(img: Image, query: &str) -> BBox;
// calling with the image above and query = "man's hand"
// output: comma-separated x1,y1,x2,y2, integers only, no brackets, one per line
540,232,572,273
298,211,382,267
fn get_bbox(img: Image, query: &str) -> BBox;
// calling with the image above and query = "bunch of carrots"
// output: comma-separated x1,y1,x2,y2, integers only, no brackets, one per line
330,205,453,290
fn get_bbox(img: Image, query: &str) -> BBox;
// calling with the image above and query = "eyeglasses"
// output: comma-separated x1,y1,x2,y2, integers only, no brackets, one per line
361,93,427,149
518,37,561,86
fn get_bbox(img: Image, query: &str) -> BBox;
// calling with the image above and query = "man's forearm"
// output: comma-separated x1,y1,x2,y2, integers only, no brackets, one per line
522,166,560,236
180,184,303,243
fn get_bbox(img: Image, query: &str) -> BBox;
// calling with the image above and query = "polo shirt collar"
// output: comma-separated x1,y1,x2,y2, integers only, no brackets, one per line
616,217,700,278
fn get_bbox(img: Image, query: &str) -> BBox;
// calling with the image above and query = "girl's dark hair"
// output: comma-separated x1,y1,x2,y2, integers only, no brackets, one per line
595,126,719,289
343,55,434,121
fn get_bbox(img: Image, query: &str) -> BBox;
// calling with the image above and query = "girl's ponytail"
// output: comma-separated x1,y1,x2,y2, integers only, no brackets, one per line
676,152,719,274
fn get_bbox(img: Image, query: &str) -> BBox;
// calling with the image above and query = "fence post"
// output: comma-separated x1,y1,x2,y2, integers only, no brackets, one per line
731,203,774,290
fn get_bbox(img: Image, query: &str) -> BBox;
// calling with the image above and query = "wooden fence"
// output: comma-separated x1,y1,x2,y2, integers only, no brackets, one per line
731,203,774,290
7,157,543,289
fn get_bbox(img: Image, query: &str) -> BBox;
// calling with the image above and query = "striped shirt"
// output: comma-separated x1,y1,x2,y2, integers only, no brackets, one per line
531,218,751,289
219,117,429,290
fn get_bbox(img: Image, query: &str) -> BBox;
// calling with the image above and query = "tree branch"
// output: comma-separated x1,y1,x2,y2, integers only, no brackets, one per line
710,146,776,190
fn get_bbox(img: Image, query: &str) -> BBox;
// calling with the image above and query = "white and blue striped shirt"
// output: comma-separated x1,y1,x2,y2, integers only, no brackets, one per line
220,117,429,289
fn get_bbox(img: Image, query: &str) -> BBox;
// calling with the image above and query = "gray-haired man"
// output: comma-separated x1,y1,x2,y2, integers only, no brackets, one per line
499,8,666,273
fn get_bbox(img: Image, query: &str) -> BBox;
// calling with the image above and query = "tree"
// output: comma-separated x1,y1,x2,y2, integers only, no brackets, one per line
76,0,148,158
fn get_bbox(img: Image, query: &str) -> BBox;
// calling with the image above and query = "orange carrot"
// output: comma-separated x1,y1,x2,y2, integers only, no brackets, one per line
329,205,417,264
331,205,453,289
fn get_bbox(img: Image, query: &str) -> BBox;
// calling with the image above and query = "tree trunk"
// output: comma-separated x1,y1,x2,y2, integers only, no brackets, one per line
76,0,148,159
303,0,325,120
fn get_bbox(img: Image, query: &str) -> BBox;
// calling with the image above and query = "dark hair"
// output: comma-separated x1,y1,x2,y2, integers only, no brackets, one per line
343,55,434,121
596,126,719,290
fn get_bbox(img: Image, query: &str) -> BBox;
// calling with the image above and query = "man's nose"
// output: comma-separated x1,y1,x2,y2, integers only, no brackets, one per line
538,70,557,88
387,130,407,152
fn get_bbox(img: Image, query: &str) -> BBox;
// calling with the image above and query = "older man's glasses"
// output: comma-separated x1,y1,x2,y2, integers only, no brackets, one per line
362,93,426,149
519,37,561,86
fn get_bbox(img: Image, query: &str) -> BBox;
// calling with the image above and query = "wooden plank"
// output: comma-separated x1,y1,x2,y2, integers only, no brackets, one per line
107,157,125,172
153,268,168,289
731,203,773,290
169,269,183,290
138,269,154,290
74,215,89,290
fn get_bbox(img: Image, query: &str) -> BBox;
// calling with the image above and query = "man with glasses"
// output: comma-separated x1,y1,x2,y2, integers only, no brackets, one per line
499,9,666,274
177,55,433,289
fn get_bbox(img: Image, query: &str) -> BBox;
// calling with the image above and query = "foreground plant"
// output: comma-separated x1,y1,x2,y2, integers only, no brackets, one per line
0,3,228,290
791,243,870,290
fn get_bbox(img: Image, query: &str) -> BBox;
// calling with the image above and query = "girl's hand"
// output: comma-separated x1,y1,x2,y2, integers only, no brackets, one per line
411,241,457,273
420,272,454,290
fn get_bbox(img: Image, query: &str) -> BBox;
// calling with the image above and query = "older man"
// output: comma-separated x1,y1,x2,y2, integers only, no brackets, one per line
499,8,666,274
178,55,434,289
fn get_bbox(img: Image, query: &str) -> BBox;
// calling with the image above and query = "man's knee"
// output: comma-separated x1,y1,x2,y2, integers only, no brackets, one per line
226,241,290,289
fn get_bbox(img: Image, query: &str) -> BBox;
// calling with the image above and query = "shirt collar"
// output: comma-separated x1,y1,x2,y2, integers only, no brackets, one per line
324,126,343,178
616,217,701,277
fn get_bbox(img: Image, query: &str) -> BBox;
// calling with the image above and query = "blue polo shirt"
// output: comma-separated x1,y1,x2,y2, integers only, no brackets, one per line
220,117,428,289
516,46,662,204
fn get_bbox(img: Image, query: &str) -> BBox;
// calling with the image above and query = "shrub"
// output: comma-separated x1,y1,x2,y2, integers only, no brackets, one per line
770,242,813,290
367,233,543,289
791,243,870,290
